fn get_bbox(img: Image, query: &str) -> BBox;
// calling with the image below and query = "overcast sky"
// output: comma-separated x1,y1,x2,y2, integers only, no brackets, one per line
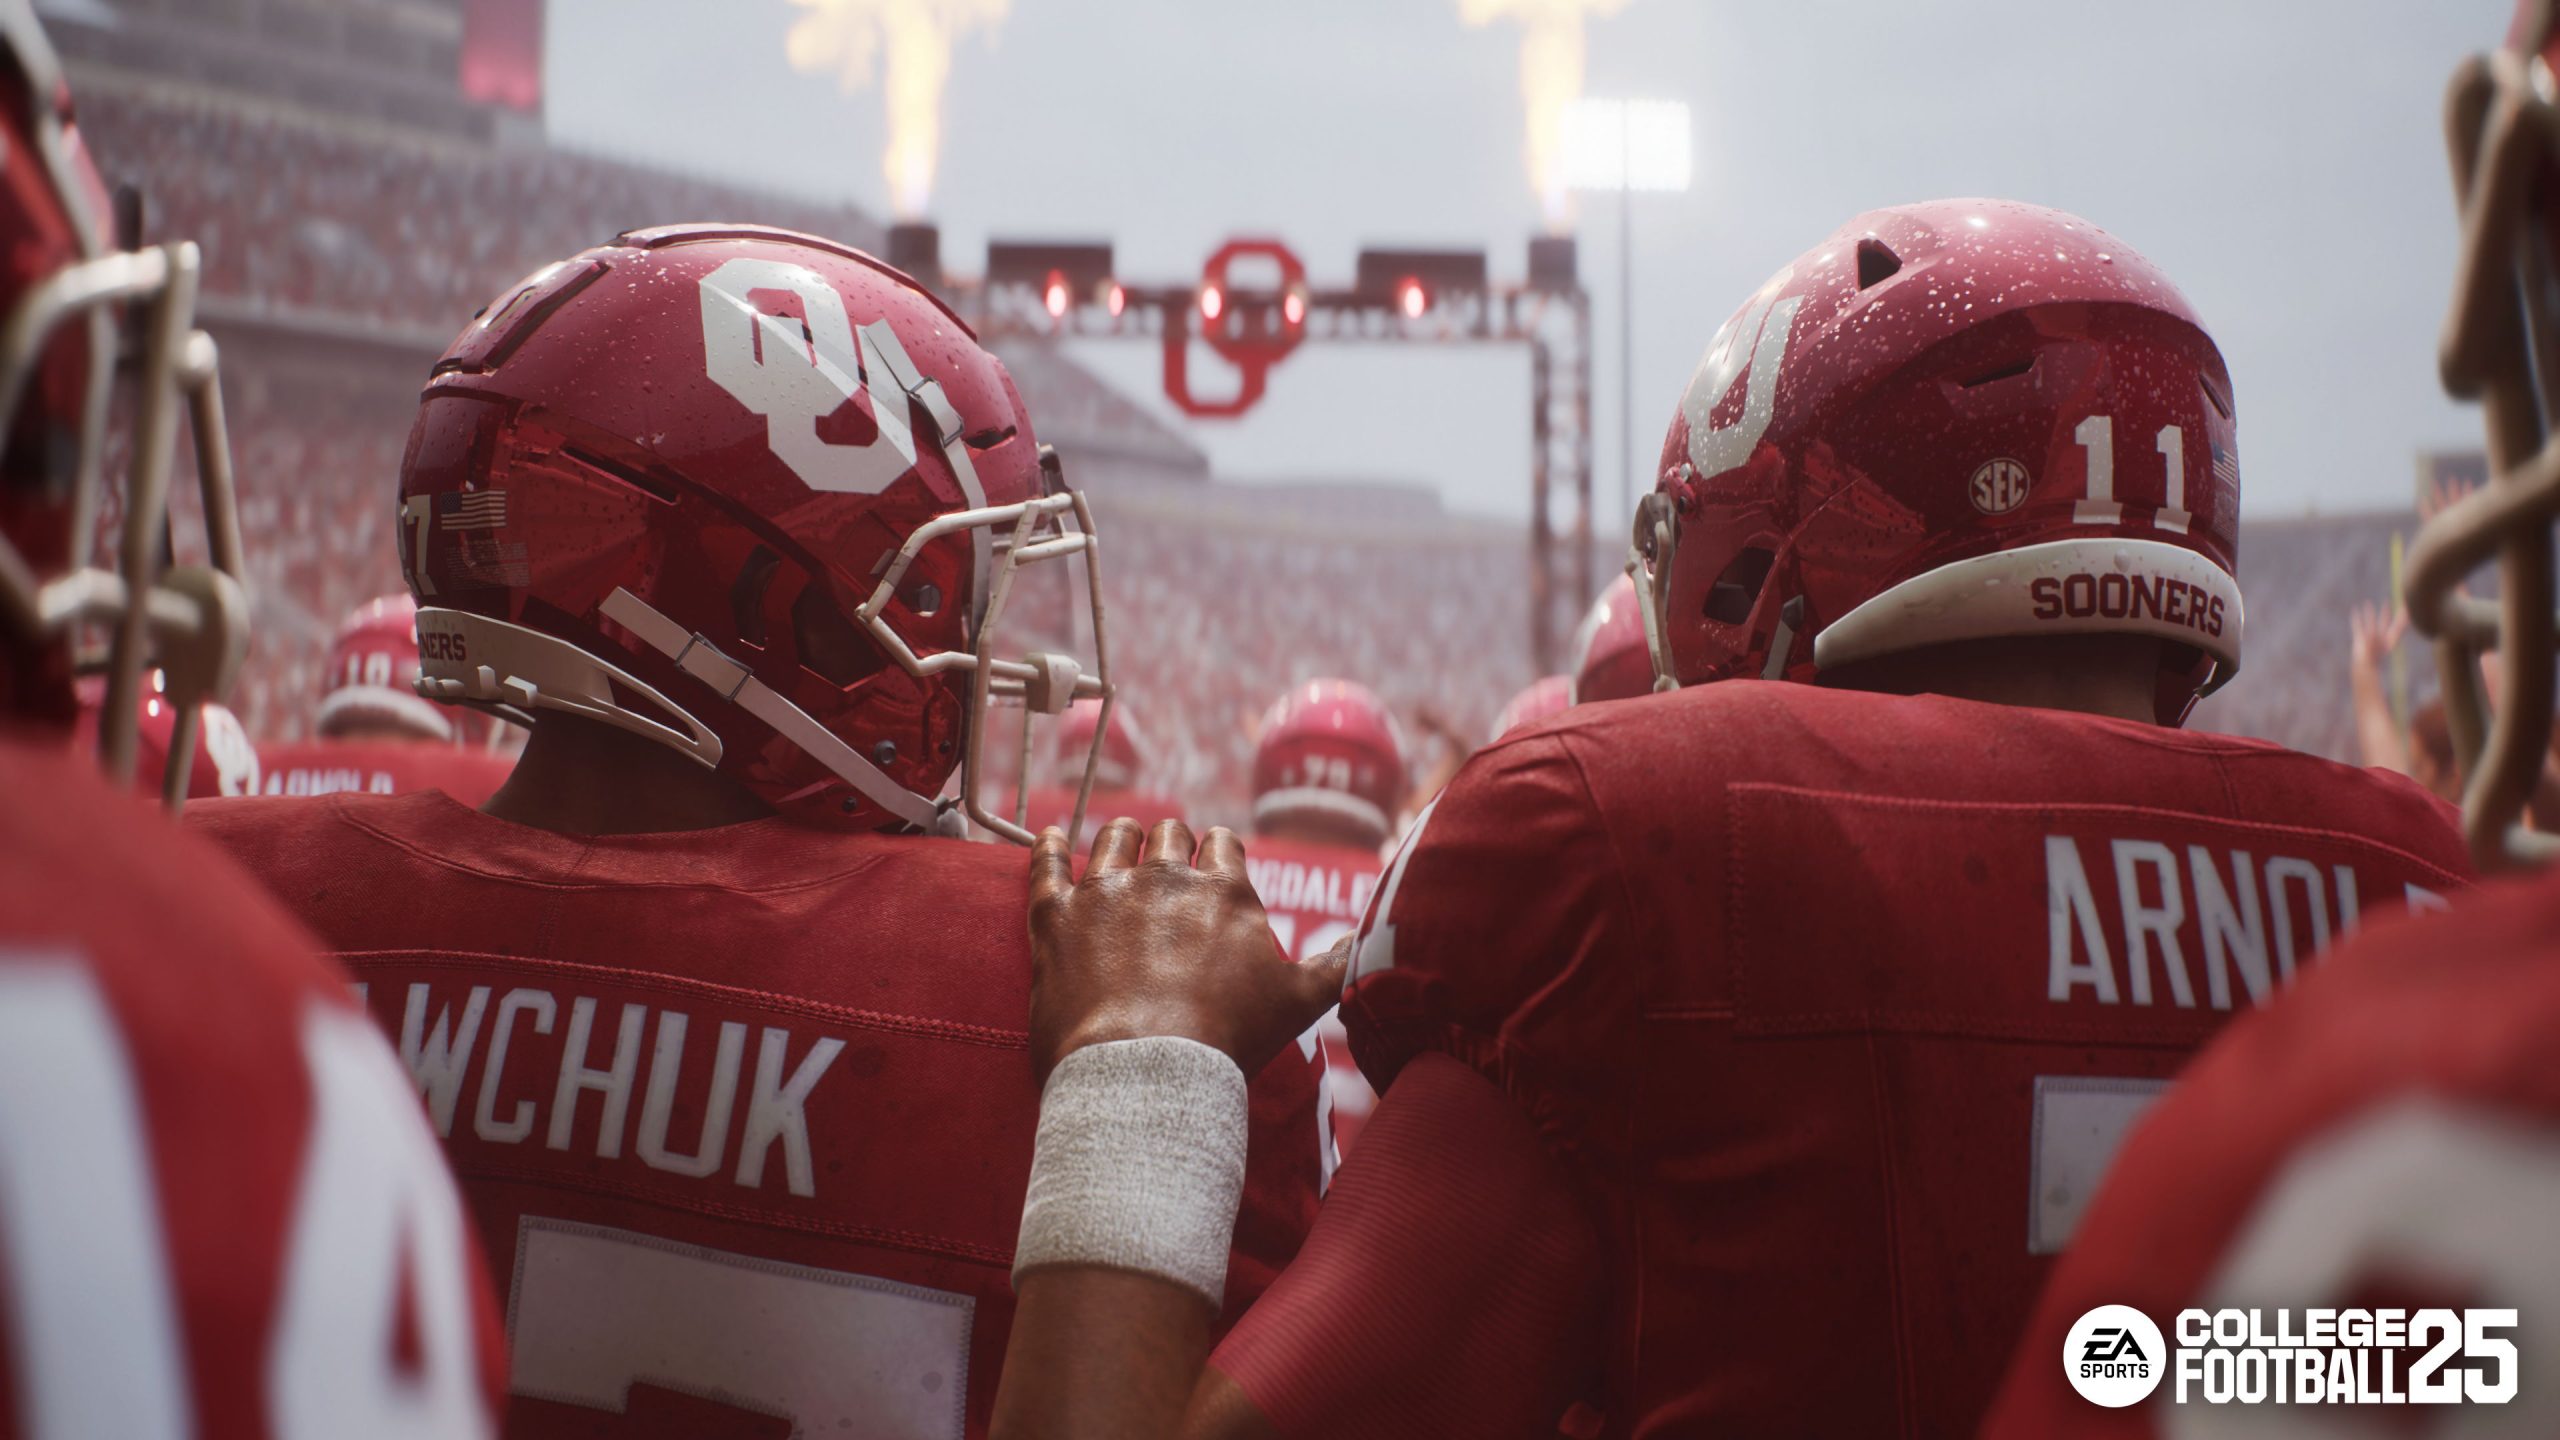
549,0,2506,526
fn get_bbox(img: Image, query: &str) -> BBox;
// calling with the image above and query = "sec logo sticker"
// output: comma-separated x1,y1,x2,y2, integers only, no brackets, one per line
1970,456,2032,515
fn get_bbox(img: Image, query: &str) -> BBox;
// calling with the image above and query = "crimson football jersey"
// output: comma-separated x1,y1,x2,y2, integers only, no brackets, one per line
189,790,1324,1440
0,737,505,1440
1338,682,2471,1437
1247,833,1386,1186
1982,867,2560,1436
253,737,516,806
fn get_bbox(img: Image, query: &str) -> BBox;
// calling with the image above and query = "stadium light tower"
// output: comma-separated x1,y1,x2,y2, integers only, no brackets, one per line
1563,98,1691,538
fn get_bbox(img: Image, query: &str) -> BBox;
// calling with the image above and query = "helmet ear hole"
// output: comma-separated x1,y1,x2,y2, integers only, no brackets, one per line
730,547,782,648
791,582,884,689
1856,239,1902,290
1706,547,1775,625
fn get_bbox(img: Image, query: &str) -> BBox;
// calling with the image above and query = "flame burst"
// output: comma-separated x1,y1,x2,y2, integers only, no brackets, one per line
785,0,1010,218
1460,0,1631,229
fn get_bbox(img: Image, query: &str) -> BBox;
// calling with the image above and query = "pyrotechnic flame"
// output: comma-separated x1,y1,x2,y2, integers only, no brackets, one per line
1460,0,1630,229
785,0,1010,218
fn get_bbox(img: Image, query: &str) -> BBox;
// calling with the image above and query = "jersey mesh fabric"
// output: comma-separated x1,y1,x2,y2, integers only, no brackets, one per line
190,789,1322,1440
1340,682,2472,1435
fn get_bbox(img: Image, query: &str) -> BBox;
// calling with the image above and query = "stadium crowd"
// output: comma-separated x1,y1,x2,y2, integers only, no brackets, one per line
66,62,2447,785
75,81,888,329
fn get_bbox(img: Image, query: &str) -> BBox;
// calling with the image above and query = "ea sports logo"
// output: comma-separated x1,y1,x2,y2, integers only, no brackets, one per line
2063,1304,2166,1407
1970,456,2031,515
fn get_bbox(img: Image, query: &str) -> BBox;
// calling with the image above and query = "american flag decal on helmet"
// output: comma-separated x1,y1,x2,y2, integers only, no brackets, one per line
440,490,508,532
2210,440,2239,496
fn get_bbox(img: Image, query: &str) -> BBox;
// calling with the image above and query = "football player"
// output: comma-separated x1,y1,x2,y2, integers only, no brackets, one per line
72,672,262,800
1982,10,2560,1433
1009,694,1184,841
0,3,504,1433
188,225,1323,1438
1245,680,1403,1176
999,199,2477,1437
252,593,516,802
1568,572,1653,704
1486,672,1573,744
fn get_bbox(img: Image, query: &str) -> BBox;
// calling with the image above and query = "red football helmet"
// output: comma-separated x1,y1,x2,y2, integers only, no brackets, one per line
1568,573,1653,704
318,592,456,742
1054,695,1148,791
76,670,260,799
1251,679,1405,843
1488,673,1574,743
400,224,1107,840
0,1,244,804
1630,199,2241,726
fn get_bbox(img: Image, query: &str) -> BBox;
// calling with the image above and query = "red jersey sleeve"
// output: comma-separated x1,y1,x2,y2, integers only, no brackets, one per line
1209,1055,1605,1440
1338,733,1635,1167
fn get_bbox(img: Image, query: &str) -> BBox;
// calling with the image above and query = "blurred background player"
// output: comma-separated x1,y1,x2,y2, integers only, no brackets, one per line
1568,572,1655,705
252,592,517,802
189,224,1321,1438
1985,7,2560,1431
71,670,260,800
1010,694,1183,841
1245,678,1404,1179
1001,200,2476,1438
1487,672,1574,744
0,3,503,1432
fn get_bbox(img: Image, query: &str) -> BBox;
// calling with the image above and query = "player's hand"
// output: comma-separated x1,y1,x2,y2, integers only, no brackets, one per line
1025,817,1348,1084
2349,601,2408,674
2420,471,2480,525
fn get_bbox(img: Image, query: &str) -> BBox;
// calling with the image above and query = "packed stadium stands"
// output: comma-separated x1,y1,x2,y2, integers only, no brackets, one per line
47,0,2430,807
1088,485,1528,826
2188,510,2418,764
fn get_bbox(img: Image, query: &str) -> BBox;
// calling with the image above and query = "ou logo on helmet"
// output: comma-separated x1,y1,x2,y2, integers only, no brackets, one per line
1680,271,1802,483
697,256,929,496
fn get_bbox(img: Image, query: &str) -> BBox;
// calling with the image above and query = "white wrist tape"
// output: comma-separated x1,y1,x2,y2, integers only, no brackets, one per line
1013,1035,1249,1309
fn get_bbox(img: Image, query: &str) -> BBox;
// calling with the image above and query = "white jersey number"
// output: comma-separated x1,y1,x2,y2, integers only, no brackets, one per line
506,1217,972,1438
0,959,490,1440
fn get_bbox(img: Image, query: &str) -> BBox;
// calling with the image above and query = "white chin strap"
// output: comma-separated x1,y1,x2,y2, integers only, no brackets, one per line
596,587,942,830
414,592,939,830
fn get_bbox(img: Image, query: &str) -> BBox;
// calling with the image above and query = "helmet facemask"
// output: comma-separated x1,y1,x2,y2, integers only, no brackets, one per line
862,449,1113,846
0,3,244,810
2411,12,2560,868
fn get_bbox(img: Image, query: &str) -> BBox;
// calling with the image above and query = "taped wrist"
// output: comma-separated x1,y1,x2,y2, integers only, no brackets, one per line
1013,1035,1249,1309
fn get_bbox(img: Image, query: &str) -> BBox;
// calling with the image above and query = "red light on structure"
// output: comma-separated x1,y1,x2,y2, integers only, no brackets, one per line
1107,282,1127,317
1201,284,1225,321
1283,288,1307,327
1043,271,1070,318
1398,278,1428,319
